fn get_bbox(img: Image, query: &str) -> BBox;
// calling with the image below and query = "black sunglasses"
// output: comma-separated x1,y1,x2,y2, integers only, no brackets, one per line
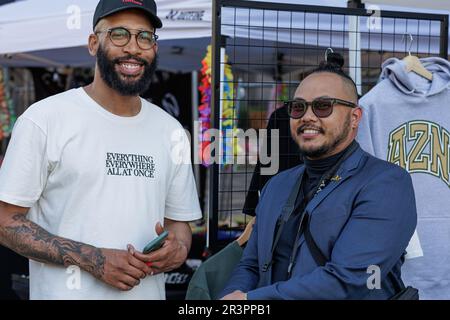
95,27,158,50
285,97,358,119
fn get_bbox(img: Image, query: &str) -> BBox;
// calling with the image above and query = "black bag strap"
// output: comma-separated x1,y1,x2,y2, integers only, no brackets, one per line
388,270,406,292
284,142,360,277
300,148,354,267
264,141,360,274
304,214,327,266
265,174,304,268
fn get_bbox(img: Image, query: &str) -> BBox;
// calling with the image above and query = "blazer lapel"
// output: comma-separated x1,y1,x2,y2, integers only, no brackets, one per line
293,148,365,251
305,147,364,215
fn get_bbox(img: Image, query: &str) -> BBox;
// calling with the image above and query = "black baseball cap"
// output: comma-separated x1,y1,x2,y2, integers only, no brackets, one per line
93,0,163,30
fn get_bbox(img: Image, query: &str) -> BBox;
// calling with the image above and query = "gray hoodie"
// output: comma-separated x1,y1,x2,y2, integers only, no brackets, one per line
357,57,450,300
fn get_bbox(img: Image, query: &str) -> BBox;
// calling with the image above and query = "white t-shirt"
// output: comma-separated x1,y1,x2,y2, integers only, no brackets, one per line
0,88,202,300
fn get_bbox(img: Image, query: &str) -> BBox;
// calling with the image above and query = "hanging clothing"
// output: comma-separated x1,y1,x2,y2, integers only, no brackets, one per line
357,57,450,300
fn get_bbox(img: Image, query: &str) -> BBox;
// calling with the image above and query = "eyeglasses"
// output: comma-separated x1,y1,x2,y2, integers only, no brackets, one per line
95,27,159,50
285,97,357,119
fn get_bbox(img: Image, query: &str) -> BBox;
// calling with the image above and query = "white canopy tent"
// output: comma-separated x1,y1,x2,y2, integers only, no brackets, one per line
2,0,448,71
0,0,214,71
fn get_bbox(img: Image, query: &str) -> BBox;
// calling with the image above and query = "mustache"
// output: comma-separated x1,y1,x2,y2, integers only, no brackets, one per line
113,55,149,66
296,124,324,135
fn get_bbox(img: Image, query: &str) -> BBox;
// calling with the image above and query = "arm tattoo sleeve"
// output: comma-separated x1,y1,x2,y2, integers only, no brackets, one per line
0,214,105,279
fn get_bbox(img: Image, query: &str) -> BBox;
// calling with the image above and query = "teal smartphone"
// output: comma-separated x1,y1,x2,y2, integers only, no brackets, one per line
142,230,169,254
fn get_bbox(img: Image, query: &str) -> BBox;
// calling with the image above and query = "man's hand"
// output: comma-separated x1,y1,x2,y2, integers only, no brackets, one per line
0,201,150,292
98,248,151,291
221,290,247,300
129,221,189,275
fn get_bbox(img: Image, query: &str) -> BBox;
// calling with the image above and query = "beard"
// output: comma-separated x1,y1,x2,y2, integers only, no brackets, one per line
96,45,158,96
296,115,352,159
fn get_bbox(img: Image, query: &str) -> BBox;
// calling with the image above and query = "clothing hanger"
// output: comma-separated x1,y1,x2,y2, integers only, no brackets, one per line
402,34,433,81
236,217,256,247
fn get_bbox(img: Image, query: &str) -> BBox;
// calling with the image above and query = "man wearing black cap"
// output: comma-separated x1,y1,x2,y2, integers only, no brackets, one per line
0,0,202,299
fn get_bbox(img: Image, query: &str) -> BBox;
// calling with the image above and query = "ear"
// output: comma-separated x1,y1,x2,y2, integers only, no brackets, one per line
153,42,159,54
351,106,363,129
88,33,99,57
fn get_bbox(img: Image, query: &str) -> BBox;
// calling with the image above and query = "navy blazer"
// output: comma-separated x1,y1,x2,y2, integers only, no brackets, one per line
222,145,417,300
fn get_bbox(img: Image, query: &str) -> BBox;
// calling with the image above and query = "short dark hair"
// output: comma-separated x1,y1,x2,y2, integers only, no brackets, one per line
310,52,359,101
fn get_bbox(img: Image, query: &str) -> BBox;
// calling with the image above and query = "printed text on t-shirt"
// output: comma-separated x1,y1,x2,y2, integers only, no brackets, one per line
105,152,155,178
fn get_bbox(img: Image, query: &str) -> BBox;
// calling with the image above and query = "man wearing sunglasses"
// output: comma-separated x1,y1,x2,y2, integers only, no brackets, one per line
222,56,417,300
0,0,202,299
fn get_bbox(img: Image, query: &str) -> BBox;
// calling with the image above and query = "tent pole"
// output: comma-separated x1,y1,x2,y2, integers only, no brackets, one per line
348,0,364,96
219,47,225,136
191,70,200,197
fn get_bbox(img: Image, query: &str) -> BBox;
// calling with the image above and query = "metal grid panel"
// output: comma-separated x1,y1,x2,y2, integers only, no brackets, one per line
210,0,448,252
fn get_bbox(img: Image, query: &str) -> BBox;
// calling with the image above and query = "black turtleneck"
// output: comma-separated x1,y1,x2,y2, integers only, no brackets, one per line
300,142,354,204
271,141,355,283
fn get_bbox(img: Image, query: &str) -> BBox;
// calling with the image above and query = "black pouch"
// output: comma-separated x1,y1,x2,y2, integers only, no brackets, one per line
389,286,419,300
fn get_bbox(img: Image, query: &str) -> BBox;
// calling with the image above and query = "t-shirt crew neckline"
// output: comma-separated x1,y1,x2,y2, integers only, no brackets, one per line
77,87,147,124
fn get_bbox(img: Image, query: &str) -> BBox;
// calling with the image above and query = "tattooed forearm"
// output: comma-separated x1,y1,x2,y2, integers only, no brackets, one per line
0,213,105,279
